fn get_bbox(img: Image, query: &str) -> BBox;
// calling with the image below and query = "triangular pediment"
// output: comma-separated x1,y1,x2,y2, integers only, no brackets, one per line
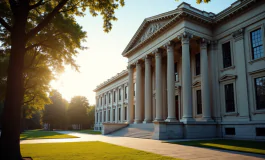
122,9,180,55
219,74,237,82
192,80,201,87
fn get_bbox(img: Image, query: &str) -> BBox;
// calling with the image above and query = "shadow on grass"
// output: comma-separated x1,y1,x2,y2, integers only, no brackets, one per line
72,130,101,135
166,139,265,156
20,129,78,140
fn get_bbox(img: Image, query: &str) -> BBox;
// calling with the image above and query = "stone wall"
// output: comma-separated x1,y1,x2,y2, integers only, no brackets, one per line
102,123,128,135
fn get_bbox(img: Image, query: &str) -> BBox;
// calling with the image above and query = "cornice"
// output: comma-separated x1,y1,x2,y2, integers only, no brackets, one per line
121,0,261,58
93,70,128,92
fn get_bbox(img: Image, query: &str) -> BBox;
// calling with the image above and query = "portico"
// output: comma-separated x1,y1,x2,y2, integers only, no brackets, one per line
94,0,265,140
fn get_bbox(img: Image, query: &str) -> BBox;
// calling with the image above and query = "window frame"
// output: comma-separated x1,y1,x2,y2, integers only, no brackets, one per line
224,83,236,113
222,41,233,69
220,79,238,116
196,89,202,115
250,71,265,114
195,53,201,76
250,28,264,60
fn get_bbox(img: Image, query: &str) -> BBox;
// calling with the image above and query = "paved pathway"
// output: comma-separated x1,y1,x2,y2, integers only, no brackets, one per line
21,131,265,160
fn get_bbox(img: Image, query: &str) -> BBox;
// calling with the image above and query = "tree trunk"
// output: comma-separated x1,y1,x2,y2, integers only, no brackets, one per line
0,2,29,159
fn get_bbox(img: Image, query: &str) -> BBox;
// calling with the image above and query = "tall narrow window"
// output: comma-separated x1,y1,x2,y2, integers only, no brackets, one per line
113,108,115,122
255,76,265,110
251,29,264,60
97,112,98,123
195,53,200,75
174,62,178,81
100,112,102,122
104,111,106,122
108,110,110,121
224,83,235,112
124,107,127,120
196,90,202,115
101,97,102,106
113,91,116,102
104,95,106,105
222,42,232,68
125,86,128,99
119,88,121,101
134,83,136,97
108,93,111,104
118,108,121,121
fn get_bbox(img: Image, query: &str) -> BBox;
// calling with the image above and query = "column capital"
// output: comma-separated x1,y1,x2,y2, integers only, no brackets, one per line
177,31,193,44
210,40,218,50
136,60,143,66
163,41,176,49
198,38,211,49
232,28,244,41
127,64,135,70
152,48,163,57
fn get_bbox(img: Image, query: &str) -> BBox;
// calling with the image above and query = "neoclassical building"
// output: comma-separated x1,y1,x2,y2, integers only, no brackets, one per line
94,0,265,140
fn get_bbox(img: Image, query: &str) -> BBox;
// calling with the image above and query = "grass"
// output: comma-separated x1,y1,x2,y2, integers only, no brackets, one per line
170,139,265,155
21,141,178,160
72,129,101,135
20,129,78,140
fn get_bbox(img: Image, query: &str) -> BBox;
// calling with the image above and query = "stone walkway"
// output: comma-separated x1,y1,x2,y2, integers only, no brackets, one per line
20,131,265,160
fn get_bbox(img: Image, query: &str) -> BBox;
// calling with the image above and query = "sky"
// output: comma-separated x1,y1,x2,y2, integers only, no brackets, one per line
50,0,237,105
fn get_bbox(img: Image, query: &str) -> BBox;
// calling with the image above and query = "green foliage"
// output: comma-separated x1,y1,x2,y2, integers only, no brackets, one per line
42,90,68,130
67,96,89,126
21,142,177,160
175,0,211,3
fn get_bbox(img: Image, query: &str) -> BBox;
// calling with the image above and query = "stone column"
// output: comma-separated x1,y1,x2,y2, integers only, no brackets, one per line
154,49,164,121
232,29,250,119
127,65,134,123
165,41,177,122
110,92,113,122
200,39,212,121
121,86,124,122
143,55,152,123
178,32,194,122
106,93,109,122
135,61,143,123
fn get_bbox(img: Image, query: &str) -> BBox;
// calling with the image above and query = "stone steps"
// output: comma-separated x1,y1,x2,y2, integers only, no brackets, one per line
109,123,154,139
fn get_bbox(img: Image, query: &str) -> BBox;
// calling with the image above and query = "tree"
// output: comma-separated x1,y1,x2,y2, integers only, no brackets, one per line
67,96,89,129
42,90,67,130
86,105,95,129
0,0,125,159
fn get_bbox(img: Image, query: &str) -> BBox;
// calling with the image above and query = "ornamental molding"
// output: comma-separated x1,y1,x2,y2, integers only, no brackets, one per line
192,80,201,87
122,0,259,57
219,74,237,82
94,69,128,92
232,28,244,41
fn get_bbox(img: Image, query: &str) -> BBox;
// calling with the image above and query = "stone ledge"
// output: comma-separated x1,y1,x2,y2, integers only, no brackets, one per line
102,123,128,135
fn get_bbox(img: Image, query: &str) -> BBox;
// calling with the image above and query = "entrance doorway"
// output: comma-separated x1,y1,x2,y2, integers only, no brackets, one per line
175,96,179,120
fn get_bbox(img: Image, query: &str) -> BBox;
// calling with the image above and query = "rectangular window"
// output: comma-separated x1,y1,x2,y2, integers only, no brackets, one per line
113,108,115,121
224,83,235,112
104,95,106,105
100,112,102,122
196,90,202,115
104,111,106,122
118,108,121,121
134,83,136,97
124,107,127,120
101,97,102,106
256,128,265,136
119,88,121,101
108,110,110,121
113,91,116,102
195,53,200,75
225,128,235,135
251,28,264,60
109,93,111,104
97,112,98,123
222,42,232,68
125,86,128,99
254,76,265,110
174,62,178,81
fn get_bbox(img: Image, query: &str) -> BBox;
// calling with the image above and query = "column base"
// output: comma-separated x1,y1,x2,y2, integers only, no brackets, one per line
202,117,214,122
134,119,142,124
153,119,164,122
180,117,195,123
143,119,152,123
165,118,178,122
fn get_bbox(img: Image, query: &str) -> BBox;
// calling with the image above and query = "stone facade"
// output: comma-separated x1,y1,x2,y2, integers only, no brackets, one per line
94,0,265,140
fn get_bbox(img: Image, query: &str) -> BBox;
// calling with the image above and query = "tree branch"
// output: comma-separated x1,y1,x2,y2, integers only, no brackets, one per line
23,95,36,105
29,0,44,10
27,0,69,39
0,18,11,32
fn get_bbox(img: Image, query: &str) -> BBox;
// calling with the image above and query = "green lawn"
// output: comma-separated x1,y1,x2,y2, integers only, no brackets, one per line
72,129,101,135
20,130,78,140
170,139,265,155
21,141,178,160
